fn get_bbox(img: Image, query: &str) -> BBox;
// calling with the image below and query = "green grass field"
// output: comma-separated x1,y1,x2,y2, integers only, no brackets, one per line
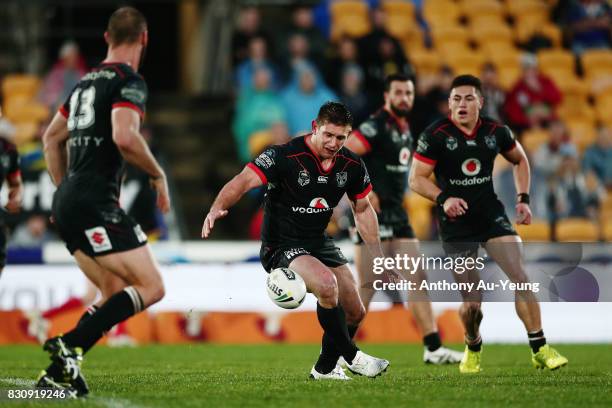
1,344,610,407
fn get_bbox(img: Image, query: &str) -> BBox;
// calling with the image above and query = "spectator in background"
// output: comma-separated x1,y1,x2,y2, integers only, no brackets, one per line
38,41,87,111
480,62,506,122
233,67,286,163
339,64,369,125
235,36,279,92
582,126,612,187
504,54,562,134
278,6,328,68
231,7,272,67
409,65,454,136
325,36,360,91
566,0,612,54
279,33,322,85
10,213,56,247
358,8,412,105
533,120,578,178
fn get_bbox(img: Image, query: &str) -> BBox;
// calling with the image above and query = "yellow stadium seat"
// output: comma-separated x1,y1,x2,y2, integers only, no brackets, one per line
485,48,521,69
538,23,563,48
423,0,462,30
550,76,589,104
537,49,575,76
459,0,504,17
2,97,50,124
581,49,612,77
565,120,597,152
330,0,369,21
431,25,469,45
470,23,514,47
515,220,551,241
2,74,41,100
331,16,371,40
604,221,612,242
444,52,486,77
409,49,441,76
556,101,596,124
385,16,420,41
505,0,548,18
13,121,39,146
381,0,415,21
556,218,599,242
468,13,507,28
521,128,549,155
402,30,426,54
594,94,612,126
436,41,472,59
497,66,521,90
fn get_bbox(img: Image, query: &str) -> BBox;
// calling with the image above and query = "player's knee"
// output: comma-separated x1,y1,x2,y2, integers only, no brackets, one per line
345,303,366,325
149,281,165,305
316,274,338,306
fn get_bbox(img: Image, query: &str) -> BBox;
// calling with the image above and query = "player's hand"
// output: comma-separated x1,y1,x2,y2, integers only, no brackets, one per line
201,208,228,239
516,203,532,225
5,189,22,213
150,175,170,214
368,191,381,213
443,197,468,218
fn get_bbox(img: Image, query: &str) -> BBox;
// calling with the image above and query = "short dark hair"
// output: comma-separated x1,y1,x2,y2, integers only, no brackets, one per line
107,7,147,46
384,72,414,92
316,101,353,127
450,75,482,95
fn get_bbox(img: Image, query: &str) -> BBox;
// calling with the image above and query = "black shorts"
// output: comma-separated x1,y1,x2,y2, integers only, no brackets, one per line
260,239,348,272
52,184,147,258
439,199,516,255
350,206,415,244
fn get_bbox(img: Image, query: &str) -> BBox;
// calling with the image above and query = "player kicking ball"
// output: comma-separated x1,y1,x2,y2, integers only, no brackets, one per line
203,102,389,380
409,75,568,373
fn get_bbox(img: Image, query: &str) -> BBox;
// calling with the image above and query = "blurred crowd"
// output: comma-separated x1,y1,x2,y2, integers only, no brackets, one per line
231,0,612,241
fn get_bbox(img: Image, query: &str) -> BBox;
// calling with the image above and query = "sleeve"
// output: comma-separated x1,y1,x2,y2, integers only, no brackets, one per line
246,145,283,185
111,75,148,119
346,158,372,200
498,125,517,152
413,129,441,165
58,84,80,119
6,142,21,181
352,119,379,153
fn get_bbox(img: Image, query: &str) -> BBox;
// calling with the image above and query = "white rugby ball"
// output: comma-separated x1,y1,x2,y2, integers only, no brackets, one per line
266,268,307,309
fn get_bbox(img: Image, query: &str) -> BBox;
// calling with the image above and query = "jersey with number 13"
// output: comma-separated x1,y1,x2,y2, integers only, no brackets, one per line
58,62,147,199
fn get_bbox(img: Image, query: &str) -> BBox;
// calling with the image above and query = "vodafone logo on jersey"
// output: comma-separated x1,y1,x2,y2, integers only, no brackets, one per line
292,198,332,214
461,158,481,176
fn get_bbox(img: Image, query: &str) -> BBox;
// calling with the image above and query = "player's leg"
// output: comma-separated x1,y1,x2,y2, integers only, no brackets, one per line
485,235,568,369
354,240,393,310
393,238,463,364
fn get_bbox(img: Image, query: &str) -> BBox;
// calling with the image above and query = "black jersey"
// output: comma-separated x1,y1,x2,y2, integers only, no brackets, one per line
247,135,371,244
58,62,147,202
353,108,413,217
414,116,516,213
0,137,20,194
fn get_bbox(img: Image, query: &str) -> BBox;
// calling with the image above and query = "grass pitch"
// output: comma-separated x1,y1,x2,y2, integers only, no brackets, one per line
0,344,610,407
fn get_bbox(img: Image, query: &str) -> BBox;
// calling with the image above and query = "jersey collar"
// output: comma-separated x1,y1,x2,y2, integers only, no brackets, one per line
304,134,337,174
384,107,410,133
448,116,482,140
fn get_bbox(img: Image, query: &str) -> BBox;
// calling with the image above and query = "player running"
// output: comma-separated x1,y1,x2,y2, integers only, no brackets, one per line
38,7,170,396
203,102,389,380
345,73,463,364
409,74,568,373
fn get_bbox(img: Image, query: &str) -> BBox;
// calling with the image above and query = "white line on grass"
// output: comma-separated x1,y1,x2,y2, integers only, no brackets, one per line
0,377,148,408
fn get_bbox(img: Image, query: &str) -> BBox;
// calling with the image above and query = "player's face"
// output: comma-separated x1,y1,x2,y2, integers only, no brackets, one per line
312,122,351,159
449,86,482,126
385,80,414,117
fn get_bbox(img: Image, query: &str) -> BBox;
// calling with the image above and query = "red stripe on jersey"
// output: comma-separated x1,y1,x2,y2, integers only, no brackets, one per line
59,105,69,119
352,130,372,153
112,102,144,119
503,141,517,152
413,153,436,165
351,183,372,200
246,163,267,184
7,169,21,182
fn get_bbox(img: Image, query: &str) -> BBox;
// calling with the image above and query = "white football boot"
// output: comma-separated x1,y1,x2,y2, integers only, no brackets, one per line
310,364,351,380
423,346,464,364
345,351,389,377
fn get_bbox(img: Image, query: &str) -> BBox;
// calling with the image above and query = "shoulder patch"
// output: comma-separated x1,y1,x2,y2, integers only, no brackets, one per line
359,122,377,138
120,82,146,104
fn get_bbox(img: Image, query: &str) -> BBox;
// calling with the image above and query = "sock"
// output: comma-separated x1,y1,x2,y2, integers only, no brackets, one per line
76,305,99,327
42,297,84,319
423,332,442,352
528,329,546,353
315,303,358,372
315,324,359,374
466,335,482,352
62,287,143,353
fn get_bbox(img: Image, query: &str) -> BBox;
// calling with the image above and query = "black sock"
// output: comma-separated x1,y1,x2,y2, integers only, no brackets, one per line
315,304,358,369
424,332,442,352
62,287,143,353
528,329,546,353
76,305,99,327
466,335,482,352
45,361,64,380
315,324,359,374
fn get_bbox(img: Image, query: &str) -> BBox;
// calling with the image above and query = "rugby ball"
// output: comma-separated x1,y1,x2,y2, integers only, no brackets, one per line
266,268,307,309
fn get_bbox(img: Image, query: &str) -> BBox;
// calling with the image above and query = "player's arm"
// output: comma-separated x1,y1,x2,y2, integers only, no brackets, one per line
42,111,70,186
501,141,532,225
111,107,170,213
350,195,381,247
409,159,467,218
201,165,263,238
5,167,22,214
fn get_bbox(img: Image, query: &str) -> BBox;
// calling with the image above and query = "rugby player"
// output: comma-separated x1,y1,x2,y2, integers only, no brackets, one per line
0,133,22,276
345,73,463,364
203,102,389,380
409,74,568,373
37,7,170,396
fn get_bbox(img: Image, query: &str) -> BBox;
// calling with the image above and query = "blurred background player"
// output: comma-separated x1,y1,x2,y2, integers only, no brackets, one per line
37,6,170,396
410,75,568,373
345,73,463,364
203,102,389,380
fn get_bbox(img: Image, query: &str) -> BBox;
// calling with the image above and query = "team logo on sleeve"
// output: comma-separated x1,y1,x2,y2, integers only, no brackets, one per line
359,122,377,138
461,158,481,176
120,84,146,104
298,170,310,186
85,226,113,253
485,135,497,150
416,139,428,154
446,136,458,151
255,151,275,169
336,171,348,187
